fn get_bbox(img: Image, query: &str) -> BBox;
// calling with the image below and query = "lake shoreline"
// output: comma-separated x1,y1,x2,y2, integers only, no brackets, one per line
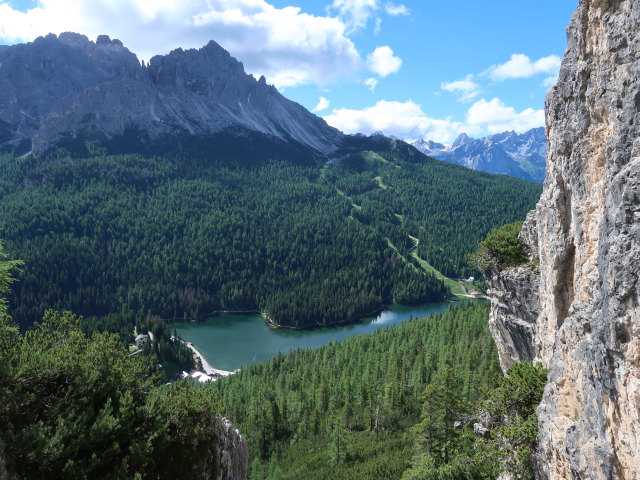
183,340,237,377
173,295,456,332
175,299,478,372
263,299,456,331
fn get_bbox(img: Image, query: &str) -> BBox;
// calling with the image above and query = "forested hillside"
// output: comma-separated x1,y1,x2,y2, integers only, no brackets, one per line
215,302,499,478
1,136,540,329
0,246,235,480
213,302,545,479
214,302,546,479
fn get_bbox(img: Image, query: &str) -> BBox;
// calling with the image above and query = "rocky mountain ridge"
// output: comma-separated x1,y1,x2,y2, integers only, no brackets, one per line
0,32,342,156
413,127,547,182
485,0,640,478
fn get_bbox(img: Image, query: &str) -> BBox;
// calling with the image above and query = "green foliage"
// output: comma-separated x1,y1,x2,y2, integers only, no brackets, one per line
402,367,482,480
404,361,547,480
478,362,548,479
329,416,348,466
0,241,23,319
0,309,225,479
215,303,501,478
80,313,195,376
469,221,529,272
146,316,196,376
0,142,538,330
263,431,412,480
407,368,472,470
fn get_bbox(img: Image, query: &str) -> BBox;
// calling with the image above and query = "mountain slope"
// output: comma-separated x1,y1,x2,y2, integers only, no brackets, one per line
0,33,541,330
1,138,540,330
413,128,546,182
0,33,342,156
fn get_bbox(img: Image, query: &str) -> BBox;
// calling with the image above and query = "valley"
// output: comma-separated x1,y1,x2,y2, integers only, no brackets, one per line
0,4,615,476
0,136,539,331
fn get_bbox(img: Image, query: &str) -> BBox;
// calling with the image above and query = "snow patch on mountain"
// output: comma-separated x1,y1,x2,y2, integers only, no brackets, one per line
413,128,546,182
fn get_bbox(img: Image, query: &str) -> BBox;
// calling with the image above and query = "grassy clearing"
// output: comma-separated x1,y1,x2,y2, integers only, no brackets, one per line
335,187,362,211
361,151,389,164
385,236,465,296
411,250,465,296
373,175,388,189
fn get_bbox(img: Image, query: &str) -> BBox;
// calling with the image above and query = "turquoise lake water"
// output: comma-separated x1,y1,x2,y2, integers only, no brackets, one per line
175,300,472,371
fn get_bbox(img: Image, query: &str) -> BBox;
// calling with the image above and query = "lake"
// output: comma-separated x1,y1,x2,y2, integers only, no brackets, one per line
174,300,471,371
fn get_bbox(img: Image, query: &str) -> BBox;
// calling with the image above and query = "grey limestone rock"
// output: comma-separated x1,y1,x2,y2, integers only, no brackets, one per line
485,0,640,478
0,33,342,156
215,418,249,480
486,262,540,371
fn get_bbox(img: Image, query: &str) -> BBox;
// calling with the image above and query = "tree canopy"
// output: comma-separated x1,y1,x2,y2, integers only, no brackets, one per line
0,142,539,330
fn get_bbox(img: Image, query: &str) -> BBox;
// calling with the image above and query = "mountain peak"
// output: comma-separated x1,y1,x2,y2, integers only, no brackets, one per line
412,128,547,182
95,34,123,47
0,33,342,156
452,132,473,147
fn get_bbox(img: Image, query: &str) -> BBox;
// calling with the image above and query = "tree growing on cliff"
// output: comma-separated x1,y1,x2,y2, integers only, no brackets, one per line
401,362,546,480
468,221,529,272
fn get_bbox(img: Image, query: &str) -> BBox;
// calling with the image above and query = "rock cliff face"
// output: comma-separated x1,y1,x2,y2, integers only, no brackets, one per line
215,418,249,480
486,0,640,478
0,33,342,156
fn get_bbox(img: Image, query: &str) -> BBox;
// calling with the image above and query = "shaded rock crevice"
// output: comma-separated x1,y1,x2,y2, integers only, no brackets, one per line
485,0,640,478
215,418,249,480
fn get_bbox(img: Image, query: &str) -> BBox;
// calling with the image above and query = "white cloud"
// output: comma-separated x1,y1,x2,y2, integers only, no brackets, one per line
542,75,558,88
323,100,471,143
323,97,543,143
466,98,544,133
441,74,481,102
373,17,382,35
384,3,410,16
313,96,330,112
329,0,378,33
329,0,408,33
485,53,561,81
0,0,363,88
364,77,378,92
367,46,402,77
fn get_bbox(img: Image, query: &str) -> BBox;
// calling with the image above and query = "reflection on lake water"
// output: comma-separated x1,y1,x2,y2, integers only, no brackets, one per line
175,300,473,371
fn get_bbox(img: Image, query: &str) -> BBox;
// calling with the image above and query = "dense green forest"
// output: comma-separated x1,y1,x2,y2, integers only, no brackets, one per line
1,238,546,479
0,136,540,330
214,302,546,479
0,246,227,480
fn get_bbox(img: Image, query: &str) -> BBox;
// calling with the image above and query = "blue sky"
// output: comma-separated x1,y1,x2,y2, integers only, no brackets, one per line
0,0,577,142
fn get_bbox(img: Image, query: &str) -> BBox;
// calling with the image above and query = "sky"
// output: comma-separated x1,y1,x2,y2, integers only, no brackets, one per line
0,0,577,143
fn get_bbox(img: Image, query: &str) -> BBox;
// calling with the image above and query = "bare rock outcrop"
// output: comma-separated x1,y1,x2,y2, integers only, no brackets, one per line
0,33,342,156
486,266,540,370
485,0,640,478
215,418,249,480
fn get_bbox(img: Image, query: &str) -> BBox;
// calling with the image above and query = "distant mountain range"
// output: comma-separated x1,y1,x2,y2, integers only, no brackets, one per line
0,32,548,185
413,128,547,182
0,32,342,156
